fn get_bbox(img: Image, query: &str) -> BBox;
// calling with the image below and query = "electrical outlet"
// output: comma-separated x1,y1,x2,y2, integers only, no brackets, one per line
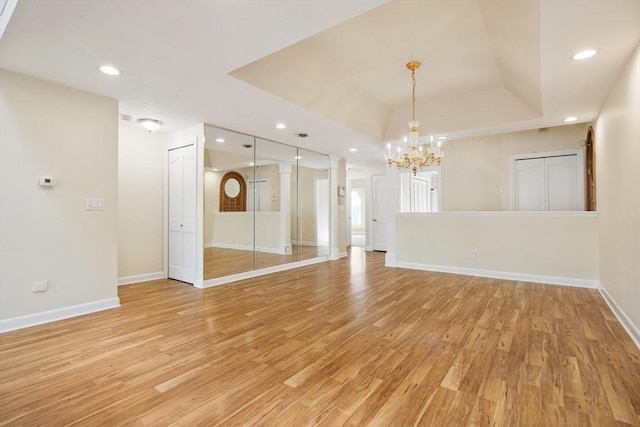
473,250,479,258
33,281,48,293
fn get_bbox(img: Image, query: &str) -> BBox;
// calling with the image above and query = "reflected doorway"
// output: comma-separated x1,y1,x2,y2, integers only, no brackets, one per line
350,186,365,247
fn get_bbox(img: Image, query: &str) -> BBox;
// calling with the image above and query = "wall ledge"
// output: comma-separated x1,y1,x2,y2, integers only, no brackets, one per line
397,211,598,218
396,261,600,288
599,287,640,350
0,297,120,334
118,272,165,286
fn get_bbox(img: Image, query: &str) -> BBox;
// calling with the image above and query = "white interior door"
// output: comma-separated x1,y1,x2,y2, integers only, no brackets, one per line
547,155,580,210
168,145,196,284
372,174,387,251
515,158,545,211
514,152,583,211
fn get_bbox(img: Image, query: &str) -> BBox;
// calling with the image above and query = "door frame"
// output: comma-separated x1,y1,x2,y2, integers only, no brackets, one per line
163,125,205,288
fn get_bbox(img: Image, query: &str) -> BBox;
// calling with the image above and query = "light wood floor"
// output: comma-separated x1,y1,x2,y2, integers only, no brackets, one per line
1,249,639,426
204,245,328,279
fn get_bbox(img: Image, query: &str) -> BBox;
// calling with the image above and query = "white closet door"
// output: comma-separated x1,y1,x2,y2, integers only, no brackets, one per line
547,155,580,211
168,145,196,284
515,158,546,211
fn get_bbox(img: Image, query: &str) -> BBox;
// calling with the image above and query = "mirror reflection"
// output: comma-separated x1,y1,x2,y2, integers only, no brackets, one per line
203,125,330,279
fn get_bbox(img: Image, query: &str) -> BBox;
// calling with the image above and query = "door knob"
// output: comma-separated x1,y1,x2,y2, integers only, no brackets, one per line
373,219,377,222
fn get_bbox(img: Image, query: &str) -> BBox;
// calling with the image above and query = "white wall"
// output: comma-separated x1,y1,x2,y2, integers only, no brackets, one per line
594,44,640,340
118,126,165,280
396,212,599,286
0,70,119,325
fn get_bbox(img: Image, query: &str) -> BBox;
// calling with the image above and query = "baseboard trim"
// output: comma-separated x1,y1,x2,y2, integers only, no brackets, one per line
599,287,640,350
202,256,330,288
118,272,165,286
0,297,121,334
396,261,600,289
206,242,284,254
338,251,348,258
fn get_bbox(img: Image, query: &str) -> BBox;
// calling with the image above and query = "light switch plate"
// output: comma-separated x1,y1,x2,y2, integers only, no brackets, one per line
86,199,105,211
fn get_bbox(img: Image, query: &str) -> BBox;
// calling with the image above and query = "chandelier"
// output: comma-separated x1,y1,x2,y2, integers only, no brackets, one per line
386,60,444,176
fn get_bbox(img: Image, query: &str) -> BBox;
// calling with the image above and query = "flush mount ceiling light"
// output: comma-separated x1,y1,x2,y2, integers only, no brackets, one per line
99,65,121,75
437,136,447,140
137,118,163,132
215,138,225,143
349,148,358,152
572,49,597,60
275,123,287,129
563,116,579,123
385,60,444,176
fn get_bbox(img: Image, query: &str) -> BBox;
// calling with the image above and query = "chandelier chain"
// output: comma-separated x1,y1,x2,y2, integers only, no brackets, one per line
411,68,416,122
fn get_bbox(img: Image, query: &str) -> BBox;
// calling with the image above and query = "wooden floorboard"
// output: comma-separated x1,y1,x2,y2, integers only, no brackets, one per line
1,248,639,426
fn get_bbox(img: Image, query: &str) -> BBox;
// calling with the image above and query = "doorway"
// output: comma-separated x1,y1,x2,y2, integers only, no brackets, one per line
350,186,366,247
168,144,197,284
371,174,387,251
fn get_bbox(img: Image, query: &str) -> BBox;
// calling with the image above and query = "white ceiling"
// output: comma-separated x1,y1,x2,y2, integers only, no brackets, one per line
1,0,638,169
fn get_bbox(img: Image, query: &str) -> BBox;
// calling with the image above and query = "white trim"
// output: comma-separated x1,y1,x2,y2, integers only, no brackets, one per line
201,256,330,288
385,251,398,267
396,211,598,218
206,242,284,254
0,298,120,334
599,288,640,350
338,251,348,258
396,261,600,288
118,272,165,286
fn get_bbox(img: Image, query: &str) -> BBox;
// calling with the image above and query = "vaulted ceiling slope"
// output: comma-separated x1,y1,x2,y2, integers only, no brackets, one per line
231,0,639,143
1,0,638,167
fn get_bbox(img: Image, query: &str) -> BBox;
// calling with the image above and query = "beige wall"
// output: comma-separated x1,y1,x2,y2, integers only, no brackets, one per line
0,70,119,320
396,213,598,284
595,44,640,334
441,123,590,211
203,169,219,245
118,127,165,278
291,165,330,245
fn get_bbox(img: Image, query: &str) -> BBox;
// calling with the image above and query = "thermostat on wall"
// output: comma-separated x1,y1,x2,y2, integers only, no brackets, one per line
39,177,56,187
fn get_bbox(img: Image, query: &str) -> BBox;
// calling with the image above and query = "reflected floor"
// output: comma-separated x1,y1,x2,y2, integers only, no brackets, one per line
204,245,329,280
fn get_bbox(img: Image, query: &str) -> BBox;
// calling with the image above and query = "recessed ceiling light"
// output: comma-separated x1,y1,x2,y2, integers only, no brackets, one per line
99,65,121,75
249,162,255,166
563,116,578,123
212,168,219,172
294,156,302,160
275,123,287,129
437,136,447,140
572,49,597,60
349,148,358,152
215,138,225,143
